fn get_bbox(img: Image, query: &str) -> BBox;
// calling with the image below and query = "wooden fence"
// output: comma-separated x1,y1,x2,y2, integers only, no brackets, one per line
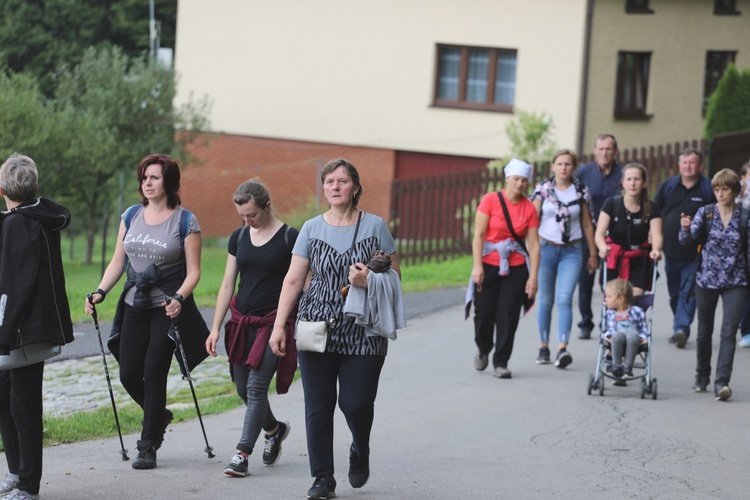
391,138,709,266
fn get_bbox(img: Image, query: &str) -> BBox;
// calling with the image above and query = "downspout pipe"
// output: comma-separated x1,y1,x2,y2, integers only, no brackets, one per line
577,0,595,155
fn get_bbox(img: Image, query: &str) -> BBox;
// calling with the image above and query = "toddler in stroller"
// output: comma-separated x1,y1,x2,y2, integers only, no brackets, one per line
588,272,657,399
602,279,648,378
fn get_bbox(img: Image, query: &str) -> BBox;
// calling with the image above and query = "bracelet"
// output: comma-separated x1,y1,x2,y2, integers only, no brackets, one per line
96,288,107,300
172,293,184,305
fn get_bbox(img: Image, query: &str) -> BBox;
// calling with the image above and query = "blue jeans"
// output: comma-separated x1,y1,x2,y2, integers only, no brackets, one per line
665,257,698,337
537,241,583,344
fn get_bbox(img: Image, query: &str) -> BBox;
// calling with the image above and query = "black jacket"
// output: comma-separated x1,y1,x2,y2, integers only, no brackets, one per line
0,197,74,354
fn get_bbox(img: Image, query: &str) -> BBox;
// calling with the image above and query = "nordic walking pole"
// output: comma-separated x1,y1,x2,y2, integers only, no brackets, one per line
87,294,129,461
166,296,215,459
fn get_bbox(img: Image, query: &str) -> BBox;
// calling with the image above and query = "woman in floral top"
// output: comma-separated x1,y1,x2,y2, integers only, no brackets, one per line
530,149,597,368
679,168,750,401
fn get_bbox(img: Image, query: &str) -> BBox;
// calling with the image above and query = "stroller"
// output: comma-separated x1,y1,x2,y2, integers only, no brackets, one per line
587,260,658,399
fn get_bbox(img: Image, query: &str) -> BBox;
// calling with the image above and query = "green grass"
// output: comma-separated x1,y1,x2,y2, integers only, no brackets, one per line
40,233,469,450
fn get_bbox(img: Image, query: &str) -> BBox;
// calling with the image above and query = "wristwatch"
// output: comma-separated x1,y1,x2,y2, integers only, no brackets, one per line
172,293,184,304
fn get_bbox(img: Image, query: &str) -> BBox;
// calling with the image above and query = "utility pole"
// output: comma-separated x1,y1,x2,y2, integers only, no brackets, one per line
149,0,156,60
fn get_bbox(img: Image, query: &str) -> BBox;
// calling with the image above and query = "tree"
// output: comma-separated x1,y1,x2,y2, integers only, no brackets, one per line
0,70,51,162
0,0,177,97
489,109,558,175
704,64,750,141
40,46,211,263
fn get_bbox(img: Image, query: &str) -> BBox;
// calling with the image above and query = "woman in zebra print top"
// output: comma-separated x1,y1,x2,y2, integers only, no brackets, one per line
270,158,400,500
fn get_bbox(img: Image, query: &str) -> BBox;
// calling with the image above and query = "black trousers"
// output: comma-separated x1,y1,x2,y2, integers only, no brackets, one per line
298,351,385,478
474,263,528,368
0,363,45,494
119,304,174,443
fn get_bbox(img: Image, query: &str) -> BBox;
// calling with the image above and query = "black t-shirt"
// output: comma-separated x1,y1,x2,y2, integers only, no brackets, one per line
654,178,715,259
601,196,661,248
228,224,299,316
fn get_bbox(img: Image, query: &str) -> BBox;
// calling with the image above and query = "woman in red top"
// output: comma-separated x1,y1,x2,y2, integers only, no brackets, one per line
471,159,540,378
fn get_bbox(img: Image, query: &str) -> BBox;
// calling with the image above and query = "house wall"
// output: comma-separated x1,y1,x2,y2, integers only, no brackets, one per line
175,0,588,160
583,0,750,154
180,134,395,237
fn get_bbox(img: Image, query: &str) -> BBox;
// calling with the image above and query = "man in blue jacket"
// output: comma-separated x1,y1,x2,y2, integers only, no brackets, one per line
654,148,715,348
575,134,623,339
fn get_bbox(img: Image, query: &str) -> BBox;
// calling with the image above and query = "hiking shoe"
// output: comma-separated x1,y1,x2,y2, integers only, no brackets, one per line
132,440,157,470
263,421,290,466
554,350,573,368
610,364,623,378
0,473,19,495
307,475,336,499
672,330,687,348
622,363,633,377
4,489,39,500
224,452,249,477
578,328,592,340
348,445,369,488
493,366,512,379
154,408,174,450
716,385,732,401
739,334,750,347
536,346,551,364
474,351,489,371
612,379,628,387
693,374,709,393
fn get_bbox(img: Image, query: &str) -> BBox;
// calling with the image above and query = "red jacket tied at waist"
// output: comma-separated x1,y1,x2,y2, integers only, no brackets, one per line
224,296,297,394
605,238,650,281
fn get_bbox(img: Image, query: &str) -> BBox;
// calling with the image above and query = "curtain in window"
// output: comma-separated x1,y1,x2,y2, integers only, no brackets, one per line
617,52,650,115
466,49,489,103
494,51,516,105
437,47,461,100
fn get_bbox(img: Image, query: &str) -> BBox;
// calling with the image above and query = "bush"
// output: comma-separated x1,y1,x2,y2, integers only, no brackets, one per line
704,64,750,140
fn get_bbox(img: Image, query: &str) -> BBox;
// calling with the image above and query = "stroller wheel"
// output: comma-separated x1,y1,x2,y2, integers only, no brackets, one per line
598,376,605,396
587,373,594,395
651,378,658,400
640,378,647,399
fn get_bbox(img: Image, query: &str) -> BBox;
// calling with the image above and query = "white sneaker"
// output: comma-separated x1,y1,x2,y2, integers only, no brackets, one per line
5,489,39,500
0,474,18,495
739,334,750,347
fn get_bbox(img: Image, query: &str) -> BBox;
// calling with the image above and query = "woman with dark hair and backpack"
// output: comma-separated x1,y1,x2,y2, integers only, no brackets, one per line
595,163,663,296
205,179,298,477
680,168,750,400
85,154,203,469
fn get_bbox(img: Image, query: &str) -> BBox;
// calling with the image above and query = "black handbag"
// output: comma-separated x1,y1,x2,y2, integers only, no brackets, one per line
497,192,535,315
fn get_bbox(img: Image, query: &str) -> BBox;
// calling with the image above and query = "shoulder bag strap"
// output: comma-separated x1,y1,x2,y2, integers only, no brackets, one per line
497,192,528,254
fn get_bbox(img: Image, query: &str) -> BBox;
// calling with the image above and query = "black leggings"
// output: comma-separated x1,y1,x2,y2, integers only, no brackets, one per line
119,303,174,443
0,363,45,494
474,263,529,368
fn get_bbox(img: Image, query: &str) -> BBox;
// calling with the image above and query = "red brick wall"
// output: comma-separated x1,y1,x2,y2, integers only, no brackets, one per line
180,133,396,237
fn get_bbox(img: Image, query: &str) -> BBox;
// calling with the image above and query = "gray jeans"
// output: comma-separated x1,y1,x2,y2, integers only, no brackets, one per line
232,340,280,455
695,286,747,387
611,331,641,369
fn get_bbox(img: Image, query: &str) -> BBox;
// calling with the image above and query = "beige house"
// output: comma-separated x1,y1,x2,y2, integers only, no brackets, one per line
173,0,749,236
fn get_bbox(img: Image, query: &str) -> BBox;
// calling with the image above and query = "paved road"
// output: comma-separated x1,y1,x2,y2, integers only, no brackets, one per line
5,273,750,499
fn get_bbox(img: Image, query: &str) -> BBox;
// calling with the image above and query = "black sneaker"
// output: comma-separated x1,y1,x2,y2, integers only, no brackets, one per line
132,440,157,470
673,330,687,348
154,409,173,450
554,349,573,368
693,374,709,393
622,363,633,377
536,346,551,364
307,475,336,499
578,328,592,340
263,421,290,466
224,452,249,477
348,445,369,488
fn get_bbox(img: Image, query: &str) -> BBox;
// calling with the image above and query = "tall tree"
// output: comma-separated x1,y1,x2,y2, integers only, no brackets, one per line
40,46,210,263
0,0,177,96
704,64,750,141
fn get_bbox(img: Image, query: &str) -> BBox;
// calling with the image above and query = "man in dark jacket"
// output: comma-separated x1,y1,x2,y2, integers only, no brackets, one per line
0,153,74,500
654,148,715,349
